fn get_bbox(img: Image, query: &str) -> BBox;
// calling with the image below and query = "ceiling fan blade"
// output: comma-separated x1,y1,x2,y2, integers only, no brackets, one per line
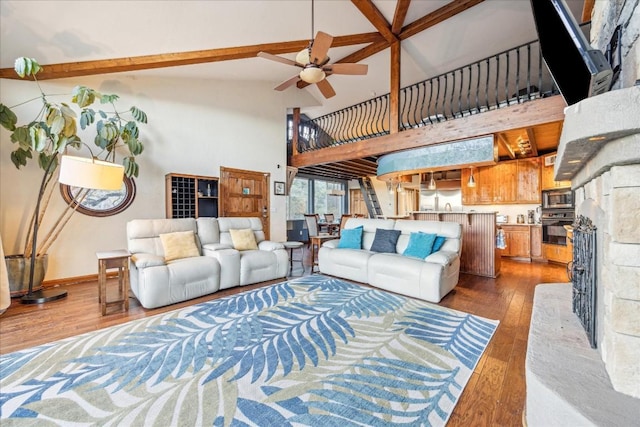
274,75,301,91
257,52,301,68
310,31,333,65
324,63,368,75
316,78,336,99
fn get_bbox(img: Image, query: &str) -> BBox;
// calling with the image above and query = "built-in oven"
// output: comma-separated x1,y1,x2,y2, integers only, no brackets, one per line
542,209,574,245
542,188,573,209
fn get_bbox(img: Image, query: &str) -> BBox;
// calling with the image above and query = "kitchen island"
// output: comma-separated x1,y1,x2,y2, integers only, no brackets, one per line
411,211,500,278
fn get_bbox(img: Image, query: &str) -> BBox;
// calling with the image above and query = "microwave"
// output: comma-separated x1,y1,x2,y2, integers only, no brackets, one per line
542,188,573,209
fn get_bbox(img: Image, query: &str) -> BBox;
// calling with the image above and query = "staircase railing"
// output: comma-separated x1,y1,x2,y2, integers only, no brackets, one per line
293,36,561,154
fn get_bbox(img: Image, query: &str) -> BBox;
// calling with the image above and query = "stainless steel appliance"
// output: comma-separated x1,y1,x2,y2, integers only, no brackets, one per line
542,209,575,245
542,188,573,209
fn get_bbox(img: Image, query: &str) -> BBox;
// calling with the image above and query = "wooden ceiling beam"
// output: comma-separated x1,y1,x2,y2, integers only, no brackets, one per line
399,0,485,40
497,133,517,159
526,127,539,157
0,32,384,80
391,0,412,35
582,0,595,23
351,0,398,44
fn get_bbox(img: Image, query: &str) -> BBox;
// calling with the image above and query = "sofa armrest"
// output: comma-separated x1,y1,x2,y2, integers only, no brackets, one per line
202,243,234,252
323,239,340,249
425,250,458,266
258,240,285,251
131,253,166,268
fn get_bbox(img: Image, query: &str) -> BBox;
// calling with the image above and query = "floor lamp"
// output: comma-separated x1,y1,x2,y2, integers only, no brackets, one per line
21,155,125,304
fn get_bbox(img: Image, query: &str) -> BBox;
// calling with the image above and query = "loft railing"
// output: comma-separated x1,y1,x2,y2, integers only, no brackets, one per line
293,37,560,154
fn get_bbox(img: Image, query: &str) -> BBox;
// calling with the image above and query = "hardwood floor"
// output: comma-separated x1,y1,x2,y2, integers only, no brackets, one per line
0,256,569,426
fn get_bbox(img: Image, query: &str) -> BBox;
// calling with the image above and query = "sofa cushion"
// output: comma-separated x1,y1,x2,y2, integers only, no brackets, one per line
370,228,401,253
229,228,258,251
433,235,447,252
402,232,437,259
337,225,363,249
159,230,200,262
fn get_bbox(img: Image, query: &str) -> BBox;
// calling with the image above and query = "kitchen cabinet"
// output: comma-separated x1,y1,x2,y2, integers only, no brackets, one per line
462,158,541,204
541,153,571,189
165,173,219,218
543,242,572,264
500,225,531,258
530,225,544,261
517,158,541,203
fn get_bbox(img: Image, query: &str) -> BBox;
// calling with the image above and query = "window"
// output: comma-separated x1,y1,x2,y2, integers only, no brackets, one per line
286,176,346,220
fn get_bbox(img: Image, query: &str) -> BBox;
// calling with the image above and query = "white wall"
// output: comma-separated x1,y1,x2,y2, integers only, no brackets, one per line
0,75,317,281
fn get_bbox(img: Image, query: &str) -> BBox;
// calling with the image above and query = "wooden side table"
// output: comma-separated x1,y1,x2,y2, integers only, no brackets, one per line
309,234,338,273
96,250,131,315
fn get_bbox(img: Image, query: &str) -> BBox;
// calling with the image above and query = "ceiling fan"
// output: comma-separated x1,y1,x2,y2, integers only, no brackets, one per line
257,1,368,99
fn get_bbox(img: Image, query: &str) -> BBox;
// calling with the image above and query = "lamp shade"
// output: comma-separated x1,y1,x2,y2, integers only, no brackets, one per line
59,155,125,191
299,67,325,84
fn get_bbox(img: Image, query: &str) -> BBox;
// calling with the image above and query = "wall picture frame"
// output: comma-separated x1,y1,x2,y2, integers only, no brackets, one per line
274,181,285,195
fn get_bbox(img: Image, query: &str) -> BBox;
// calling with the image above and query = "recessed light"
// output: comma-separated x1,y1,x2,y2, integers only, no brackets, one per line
589,136,607,141
568,160,581,164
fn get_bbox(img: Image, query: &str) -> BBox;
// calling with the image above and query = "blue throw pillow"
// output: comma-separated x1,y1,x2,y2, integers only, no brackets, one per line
370,228,401,253
337,226,363,249
432,235,446,252
402,232,437,259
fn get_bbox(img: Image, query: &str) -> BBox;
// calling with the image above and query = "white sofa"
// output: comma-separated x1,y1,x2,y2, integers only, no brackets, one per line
126,217,288,309
318,218,462,303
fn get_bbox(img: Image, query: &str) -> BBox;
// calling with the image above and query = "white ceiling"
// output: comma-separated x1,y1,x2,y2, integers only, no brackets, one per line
0,0,585,117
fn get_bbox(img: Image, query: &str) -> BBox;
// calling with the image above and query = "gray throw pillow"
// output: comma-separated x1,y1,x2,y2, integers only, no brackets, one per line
370,228,401,253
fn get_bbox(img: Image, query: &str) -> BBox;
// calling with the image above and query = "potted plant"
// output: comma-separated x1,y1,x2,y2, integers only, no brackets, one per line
0,57,147,299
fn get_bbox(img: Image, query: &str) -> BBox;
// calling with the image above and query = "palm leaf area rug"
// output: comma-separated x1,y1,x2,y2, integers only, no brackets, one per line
1,275,498,426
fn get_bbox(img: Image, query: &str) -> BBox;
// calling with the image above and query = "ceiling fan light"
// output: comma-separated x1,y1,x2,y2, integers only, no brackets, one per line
299,67,325,84
296,48,310,65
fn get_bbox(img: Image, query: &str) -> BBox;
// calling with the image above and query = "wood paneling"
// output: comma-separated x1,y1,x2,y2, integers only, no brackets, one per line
411,212,500,278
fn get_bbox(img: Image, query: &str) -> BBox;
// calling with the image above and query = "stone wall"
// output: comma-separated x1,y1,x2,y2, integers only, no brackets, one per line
591,0,640,88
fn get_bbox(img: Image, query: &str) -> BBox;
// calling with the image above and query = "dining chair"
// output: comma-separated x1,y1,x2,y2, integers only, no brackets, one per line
338,214,352,237
304,214,338,272
324,213,335,223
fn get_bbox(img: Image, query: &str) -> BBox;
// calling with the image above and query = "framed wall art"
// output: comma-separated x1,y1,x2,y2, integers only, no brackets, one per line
274,181,285,196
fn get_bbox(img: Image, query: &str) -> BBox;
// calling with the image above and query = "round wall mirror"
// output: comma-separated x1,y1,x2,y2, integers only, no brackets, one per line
60,177,136,217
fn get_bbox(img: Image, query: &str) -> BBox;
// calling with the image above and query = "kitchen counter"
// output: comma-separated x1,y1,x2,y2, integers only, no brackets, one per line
411,211,500,278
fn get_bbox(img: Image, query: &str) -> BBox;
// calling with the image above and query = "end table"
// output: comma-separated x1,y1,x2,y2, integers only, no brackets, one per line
96,250,131,315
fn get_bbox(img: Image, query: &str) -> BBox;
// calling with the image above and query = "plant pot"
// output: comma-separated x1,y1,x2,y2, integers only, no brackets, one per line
4,254,48,297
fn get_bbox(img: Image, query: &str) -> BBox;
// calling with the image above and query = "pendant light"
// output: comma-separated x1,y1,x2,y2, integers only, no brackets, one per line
467,167,476,187
427,172,437,190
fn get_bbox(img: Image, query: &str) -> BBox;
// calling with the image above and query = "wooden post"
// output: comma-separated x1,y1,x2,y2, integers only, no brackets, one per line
390,41,401,134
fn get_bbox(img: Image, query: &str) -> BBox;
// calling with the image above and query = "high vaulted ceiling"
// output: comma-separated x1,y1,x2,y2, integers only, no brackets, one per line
0,0,588,120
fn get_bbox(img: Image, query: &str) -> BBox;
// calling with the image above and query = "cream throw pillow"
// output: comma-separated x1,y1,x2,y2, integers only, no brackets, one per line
229,228,258,251
159,230,200,262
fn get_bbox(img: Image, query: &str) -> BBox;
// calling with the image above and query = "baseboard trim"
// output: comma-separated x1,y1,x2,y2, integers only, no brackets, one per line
42,272,119,288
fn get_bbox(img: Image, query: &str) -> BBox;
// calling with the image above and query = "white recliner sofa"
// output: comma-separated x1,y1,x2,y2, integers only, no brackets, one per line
126,217,288,309
318,218,462,303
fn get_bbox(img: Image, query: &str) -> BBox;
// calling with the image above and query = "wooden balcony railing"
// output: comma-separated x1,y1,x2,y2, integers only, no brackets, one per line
292,36,561,155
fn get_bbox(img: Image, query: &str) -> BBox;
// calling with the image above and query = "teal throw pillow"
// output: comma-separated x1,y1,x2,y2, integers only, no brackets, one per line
432,235,446,252
370,228,401,253
402,232,437,259
337,226,363,249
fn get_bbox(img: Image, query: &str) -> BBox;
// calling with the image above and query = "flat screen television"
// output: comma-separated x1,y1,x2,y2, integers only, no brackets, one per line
530,0,612,105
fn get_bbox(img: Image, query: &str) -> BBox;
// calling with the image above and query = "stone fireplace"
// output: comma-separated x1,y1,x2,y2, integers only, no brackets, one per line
526,87,640,426
558,86,640,398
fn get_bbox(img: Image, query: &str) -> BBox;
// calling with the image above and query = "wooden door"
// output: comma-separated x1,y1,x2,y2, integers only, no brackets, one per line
219,166,270,239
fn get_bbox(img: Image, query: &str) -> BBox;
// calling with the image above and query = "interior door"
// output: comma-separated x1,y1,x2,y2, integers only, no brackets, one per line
219,166,270,239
